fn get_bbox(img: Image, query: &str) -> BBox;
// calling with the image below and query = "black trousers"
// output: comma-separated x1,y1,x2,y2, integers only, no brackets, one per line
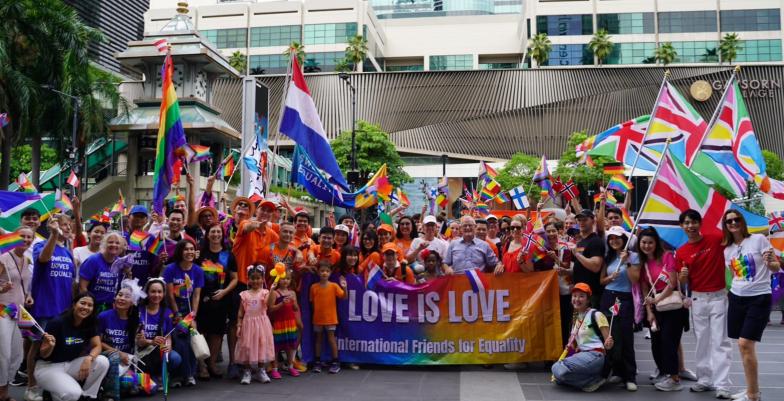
600,290,636,383
650,308,686,376
559,294,573,348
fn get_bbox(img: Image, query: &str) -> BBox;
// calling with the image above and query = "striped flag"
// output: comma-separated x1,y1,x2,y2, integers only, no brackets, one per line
587,115,653,170
153,38,168,53
606,175,633,194
0,232,25,254
54,189,73,213
508,185,529,210
67,170,80,188
182,144,211,164
465,268,488,293
478,161,498,184
769,211,784,234
493,191,510,205
16,173,36,193
0,191,42,218
366,263,383,291
603,163,625,176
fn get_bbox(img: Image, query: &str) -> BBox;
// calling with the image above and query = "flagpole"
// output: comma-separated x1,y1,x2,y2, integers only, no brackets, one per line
269,51,295,196
625,139,672,250
687,66,739,167
627,71,670,183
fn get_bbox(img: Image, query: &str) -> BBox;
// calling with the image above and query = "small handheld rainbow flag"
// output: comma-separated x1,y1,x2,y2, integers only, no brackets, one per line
593,192,618,206
54,190,73,213
110,190,126,216
607,175,633,194
0,232,25,254
494,191,510,205
16,173,37,193
146,232,164,255
175,311,195,334
474,202,490,216
0,303,19,319
185,144,212,163
201,260,225,285
129,231,150,251
603,163,625,176
396,187,410,207
620,208,634,231
221,156,234,180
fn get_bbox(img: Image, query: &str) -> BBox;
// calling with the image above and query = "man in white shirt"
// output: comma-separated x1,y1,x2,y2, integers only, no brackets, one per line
407,215,448,264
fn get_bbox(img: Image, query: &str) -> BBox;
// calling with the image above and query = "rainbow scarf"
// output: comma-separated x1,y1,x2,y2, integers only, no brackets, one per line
729,254,756,282
0,232,24,254
151,53,187,214
201,260,225,285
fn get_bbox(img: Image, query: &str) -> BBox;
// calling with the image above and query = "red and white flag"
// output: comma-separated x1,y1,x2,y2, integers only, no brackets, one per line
154,38,169,53
67,170,80,188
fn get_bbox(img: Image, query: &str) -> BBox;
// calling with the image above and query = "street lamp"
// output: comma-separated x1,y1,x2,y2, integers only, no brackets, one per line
338,72,358,189
41,85,80,187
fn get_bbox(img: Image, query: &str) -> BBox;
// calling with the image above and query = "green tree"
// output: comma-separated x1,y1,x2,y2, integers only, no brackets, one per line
588,29,614,66
283,41,305,67
654,42,677,66
719,33,742,64
495,152,544,204
344,35,368,72
228,51,247,74
330,120,410,187
10,144,58,180
763,149,784,180
528,33,552,68
335,58,352,73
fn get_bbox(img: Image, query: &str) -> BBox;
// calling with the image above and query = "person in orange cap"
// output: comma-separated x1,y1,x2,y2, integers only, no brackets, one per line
551,282,614,393
378,243,415,285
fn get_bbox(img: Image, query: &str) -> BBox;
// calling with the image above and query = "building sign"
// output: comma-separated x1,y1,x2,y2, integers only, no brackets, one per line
710,79,781,98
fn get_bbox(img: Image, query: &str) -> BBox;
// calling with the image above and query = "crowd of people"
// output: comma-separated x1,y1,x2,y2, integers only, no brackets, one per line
0,179,781,401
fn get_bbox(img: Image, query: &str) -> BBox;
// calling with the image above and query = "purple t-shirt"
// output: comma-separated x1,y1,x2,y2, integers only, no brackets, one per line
122,232,158,282
80,253,119,304
31,242,75,319
98,309,132,353
139,307,174,339
162,263,204,313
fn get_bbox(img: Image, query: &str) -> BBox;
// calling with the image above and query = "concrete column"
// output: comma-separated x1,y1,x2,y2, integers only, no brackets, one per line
125,133,139,206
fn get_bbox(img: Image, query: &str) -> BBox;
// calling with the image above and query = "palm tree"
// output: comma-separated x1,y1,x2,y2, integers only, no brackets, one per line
283,41,306,68
654,42,678,66
344,35,368,72
528,33,552,68
0,0,114,189
588,29,614,66
720,33,742,64
228,51,247,75
335,58,352,73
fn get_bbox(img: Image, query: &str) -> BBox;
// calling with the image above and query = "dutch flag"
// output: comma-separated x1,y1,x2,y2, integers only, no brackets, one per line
465,268,488,293
279,55,349,190
366,262,383,291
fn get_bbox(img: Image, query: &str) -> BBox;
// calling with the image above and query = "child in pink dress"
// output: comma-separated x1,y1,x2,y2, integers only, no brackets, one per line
235,265,275,384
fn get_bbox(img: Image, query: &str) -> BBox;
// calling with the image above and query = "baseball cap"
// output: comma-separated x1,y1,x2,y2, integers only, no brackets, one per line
259,200,276,211
486,214,498,221
606,226,629,241
571,282,592,296
377,224,394,234
129,205,149,216
576,209,595,219
381,243,398,254
423,215,438,225
334,224,350,234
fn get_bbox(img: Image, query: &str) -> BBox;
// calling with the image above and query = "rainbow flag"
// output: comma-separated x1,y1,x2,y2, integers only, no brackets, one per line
110,190,126,216
376,176,393,202
396,187,410,207
129,231,150,251
607,175,633,194
152,53,188,214
54,190,72,213
0,303,18,319
201,260,225,285
16,173,36,193
185,144,212,163
175,311,195,334
0,232,24,254
146,233,164,255
603,163,625,176
435,193,448,209
593,192,618,206
620,207,634,231
222,156,234,179
494,191,510,205
475,202,490,216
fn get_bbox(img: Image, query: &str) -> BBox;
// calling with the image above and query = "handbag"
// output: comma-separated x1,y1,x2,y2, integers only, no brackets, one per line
190,329,211,360
644,255,683,312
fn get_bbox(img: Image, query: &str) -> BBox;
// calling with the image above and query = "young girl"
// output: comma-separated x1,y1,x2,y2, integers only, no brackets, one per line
267,271,301,378
236,265,275,385
418,250,442,283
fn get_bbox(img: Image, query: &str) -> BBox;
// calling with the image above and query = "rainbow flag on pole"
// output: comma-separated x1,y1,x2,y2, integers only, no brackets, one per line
606,175,633,194
152,52,187,214
0,232,24,254
16,173,36,193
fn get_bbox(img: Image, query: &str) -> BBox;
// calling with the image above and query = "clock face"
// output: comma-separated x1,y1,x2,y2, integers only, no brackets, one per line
690,80,713,102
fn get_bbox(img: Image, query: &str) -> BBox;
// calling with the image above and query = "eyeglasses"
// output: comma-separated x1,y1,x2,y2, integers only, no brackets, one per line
510,226,522,231
725,217,742,225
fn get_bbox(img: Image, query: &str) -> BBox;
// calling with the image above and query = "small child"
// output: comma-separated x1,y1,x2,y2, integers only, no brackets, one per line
236,265,275,384
309,261,347,373
418,249,442,283
267,270,301,378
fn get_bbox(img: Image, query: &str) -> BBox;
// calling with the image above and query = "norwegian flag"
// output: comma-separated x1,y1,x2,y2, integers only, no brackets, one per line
154,38,169,53
558,179,580,201
67,170,80,188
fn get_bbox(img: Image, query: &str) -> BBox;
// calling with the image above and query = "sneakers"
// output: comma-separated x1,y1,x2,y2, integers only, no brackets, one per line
649,368,660,381
312,361,322,373
269,369,282,380
607,375,623,384
732,392,761,401
626,382,638,392
328,361,341,374
185,377,196,387
680,369,698,381
11,371,28,387
691,383,716,392
644,328,651,339
349,363,360,370
581,378,606,393
240,369,251,385
254,369,271,383
292,359,308,373
655,377,684,392
287,367,301,377
25,386,43,401
716,389,733,399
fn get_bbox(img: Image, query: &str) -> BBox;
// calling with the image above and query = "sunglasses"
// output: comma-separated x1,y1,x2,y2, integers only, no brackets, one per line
510,226,522,231
724,217,742,225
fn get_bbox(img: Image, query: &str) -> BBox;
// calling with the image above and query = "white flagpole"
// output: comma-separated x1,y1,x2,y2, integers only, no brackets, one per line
627,71,670,183
625,139,672,251
269,51,295,195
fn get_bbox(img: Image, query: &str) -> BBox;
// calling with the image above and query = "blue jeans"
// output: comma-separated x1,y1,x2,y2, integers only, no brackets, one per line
172,331,196,379
551,351,605,389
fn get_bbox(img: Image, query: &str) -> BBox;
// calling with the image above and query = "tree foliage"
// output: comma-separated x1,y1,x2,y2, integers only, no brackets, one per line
654,42,677,66
528,33,552,68
554,131,616,188
719,33,742,64
344,35,368,72
335,58,352,73
228,51,247,74
283,41,305,67
330,120,411,187
588,29,614,66
11,144,58,179
495,152,544,204
763,149,784,180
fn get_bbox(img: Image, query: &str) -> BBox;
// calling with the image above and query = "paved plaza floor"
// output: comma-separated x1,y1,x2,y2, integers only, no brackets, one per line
10,323,784,401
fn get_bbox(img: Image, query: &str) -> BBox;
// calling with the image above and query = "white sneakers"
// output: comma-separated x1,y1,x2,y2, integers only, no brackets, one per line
654,377,684,391
240,369,251,385
254,369,271,383
24,386,43,401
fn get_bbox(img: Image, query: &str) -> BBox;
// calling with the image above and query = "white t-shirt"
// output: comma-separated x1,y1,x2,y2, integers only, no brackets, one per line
73,245,98,269
724,234,773,297
408,236,449,263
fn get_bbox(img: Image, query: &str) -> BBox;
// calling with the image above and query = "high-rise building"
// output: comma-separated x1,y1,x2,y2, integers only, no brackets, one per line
144,0,783,73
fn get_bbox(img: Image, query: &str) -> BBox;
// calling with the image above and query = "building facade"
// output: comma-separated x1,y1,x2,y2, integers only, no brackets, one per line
145,0,784,72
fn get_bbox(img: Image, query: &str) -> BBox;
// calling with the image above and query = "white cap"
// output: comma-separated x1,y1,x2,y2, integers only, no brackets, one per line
423,215,438,225
334,224,350,234
486,214,499,221
606,225,630,240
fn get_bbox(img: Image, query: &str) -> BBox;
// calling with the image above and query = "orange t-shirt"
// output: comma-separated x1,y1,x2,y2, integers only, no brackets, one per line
257,242,303,284
306,245,341,266
485,239,500,258
395,238,413,254
292,232,313,249
310,281,345,325
234,220,279,284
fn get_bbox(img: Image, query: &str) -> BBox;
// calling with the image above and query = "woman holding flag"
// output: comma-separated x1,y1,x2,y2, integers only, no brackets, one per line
136,279,181,382
638,228,686,392
0,226,34,401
